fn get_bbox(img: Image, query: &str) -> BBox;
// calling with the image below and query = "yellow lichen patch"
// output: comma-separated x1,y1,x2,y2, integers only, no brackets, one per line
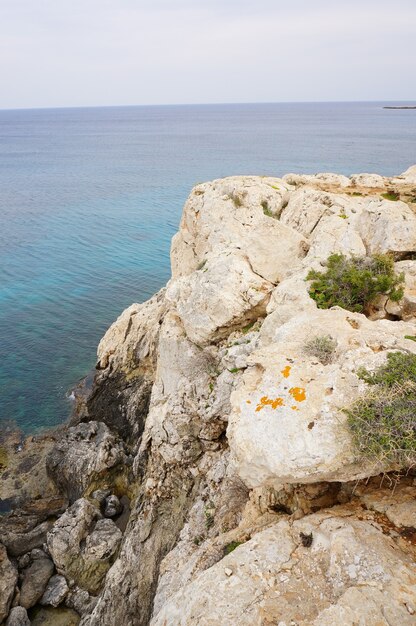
256,396,285,412
281,365,291,378
289,387,306,402
246,400,251,404
291,406,299,411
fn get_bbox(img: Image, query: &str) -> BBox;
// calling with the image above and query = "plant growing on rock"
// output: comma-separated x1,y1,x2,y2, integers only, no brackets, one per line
306,253,404,314
344,352,416,466
303,335,337,365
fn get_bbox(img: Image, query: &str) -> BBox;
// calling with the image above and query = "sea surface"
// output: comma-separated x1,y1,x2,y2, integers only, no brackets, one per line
1,101,415,434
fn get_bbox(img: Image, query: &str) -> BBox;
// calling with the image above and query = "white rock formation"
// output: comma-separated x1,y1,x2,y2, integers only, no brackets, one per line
75,167,416,626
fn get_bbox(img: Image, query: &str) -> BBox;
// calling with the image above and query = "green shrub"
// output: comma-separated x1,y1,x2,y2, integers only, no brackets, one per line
304,335,337,365
381,191,400,201
223,541,242,555
344,352,416,466
306,253,404,314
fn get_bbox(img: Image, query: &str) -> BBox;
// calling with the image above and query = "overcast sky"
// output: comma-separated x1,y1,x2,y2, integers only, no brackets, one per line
1,0,415,109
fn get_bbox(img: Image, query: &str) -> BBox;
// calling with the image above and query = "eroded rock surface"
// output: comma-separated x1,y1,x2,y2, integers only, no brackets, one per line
3,167,416,626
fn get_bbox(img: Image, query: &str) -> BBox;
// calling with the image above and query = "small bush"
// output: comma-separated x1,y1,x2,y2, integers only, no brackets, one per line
381,191,400,201
344,352,416,466
304,335,337,365
306,253,404,314
223,541,242,555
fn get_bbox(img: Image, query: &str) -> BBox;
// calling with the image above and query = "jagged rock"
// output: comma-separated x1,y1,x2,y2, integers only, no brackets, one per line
228,308,416,486
386,260,416,320
5,606,30,626
88,291,167,440
40,574,69,607
46,422,126,502
19,556,54,608
65,587,98,616
0,544,18,623
103,495,122,518
47,499,121,594
151,504,416,625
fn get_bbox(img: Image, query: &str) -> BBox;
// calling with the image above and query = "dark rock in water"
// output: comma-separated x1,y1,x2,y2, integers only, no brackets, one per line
40,574,69,608
29,606,80,626
85,371,153,442
0,544,18,623
104,494,122,518
46,421,126,503
19,557,54,609
6,606,31,626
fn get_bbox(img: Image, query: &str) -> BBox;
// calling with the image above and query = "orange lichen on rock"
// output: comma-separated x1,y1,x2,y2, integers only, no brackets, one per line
289,387,306,402
291,406,300,411
281,365,291,378
256,396,285,412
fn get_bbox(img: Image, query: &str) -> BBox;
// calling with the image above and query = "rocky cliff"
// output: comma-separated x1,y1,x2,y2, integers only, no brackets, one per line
1,166,416,626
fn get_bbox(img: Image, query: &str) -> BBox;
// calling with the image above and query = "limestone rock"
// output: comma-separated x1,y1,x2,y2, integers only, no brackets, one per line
0,544,18,623
5,607,30,626
166,253,272,345
19,556,54,609
40,574,69,607
47,498,121,594
171,176,307,284
151,506,416,626
356,199,416,256
46,421,126,502
350,172,386,188
228,308,416,486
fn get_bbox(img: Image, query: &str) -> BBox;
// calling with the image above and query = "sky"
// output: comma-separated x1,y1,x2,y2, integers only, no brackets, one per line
0,0,415,109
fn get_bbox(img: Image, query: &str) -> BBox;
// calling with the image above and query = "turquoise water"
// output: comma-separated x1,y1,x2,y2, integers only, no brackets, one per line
1,102,415,433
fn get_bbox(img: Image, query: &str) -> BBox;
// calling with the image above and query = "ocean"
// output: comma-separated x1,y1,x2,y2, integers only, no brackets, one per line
0,101,415,433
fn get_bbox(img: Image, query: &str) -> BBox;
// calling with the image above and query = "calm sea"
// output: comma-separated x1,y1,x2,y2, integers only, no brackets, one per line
1,102,415,433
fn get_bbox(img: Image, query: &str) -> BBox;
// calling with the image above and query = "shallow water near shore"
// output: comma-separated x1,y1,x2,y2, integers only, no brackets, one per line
0,101,415,434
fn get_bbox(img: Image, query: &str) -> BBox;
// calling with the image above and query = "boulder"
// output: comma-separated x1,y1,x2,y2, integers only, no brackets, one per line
19,556,55,609
166,253,272,345
0,544,18,623
40,574,69,607
5,607,30,626
355,199,416,257
30,606,81,626
46,422,126,502
103,495,122,518
47,499,121,594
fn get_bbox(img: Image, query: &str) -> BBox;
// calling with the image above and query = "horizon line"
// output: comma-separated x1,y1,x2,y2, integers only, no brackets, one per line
1,98,416,113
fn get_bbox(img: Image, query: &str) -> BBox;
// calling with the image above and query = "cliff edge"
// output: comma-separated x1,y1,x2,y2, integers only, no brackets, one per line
1,166,416,625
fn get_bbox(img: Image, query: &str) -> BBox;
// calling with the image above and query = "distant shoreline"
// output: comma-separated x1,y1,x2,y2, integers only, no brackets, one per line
384,106,416,109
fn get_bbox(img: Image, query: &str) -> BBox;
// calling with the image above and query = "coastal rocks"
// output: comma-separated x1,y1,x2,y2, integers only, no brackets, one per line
151,504,416,626
46,421,126,502
88,291,167,440
228,308,416,487
5,607,30,626
19,555,55,609
47,498,121,594
0,544,18,623
40,575,69,607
